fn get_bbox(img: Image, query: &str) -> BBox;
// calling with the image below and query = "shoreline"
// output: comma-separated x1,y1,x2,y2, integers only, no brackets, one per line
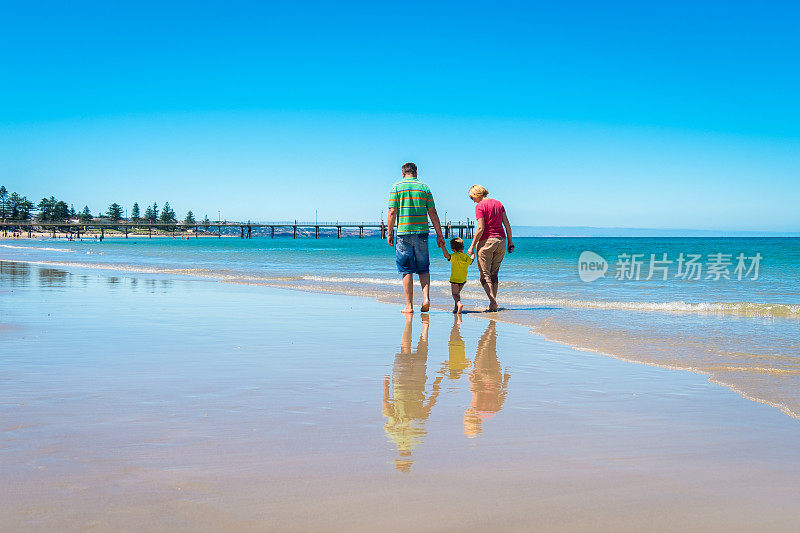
2,262,800,530
2,254,799,424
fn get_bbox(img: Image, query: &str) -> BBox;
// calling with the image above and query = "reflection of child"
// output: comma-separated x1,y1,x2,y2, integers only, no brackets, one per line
443,315,471,380
441,238,474,314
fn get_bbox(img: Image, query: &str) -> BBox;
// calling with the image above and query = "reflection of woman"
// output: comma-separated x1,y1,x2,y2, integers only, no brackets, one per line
466,185,514,312
464,321,510,438
382,314,442,471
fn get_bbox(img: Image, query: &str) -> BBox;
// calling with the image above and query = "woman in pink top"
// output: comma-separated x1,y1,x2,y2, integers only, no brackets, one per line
467,185,514,311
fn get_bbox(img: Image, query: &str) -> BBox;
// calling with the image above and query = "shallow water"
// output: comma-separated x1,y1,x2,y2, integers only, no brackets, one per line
2,236,798,422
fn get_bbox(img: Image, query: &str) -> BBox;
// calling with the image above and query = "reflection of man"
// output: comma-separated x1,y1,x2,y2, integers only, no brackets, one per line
382,314,442,472
464,321,510,438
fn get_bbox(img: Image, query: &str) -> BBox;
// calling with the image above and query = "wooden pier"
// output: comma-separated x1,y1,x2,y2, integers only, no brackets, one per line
0,220,474,240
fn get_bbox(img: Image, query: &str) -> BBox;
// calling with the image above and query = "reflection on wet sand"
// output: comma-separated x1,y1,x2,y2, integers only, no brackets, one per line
0,261,175,292
464,321,510,438
382,314,442,472
443,315,470,380
38,267,69,287
0,261,32,286
383,316,512,470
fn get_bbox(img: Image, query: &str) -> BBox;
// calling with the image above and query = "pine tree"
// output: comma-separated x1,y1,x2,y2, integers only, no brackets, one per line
19,198,33,221
37,197,54,221
8,192,20,220
131,202,140,221
79,206,93,222
107,203,124,221
69,204,77,218
184,210,196,224
54,201,70,221
149,202,159,222
159,202,176,223
0,186,7,220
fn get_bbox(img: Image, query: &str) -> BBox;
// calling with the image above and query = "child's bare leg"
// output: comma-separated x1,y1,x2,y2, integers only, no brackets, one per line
401,274,414,313
451,283,464,314
419,272,431,312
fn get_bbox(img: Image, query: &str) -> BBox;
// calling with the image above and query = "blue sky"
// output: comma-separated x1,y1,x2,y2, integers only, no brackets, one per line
1,1,798,230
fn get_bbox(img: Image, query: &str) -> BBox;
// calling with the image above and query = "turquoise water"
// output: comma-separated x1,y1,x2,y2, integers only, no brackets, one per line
1,236,799,419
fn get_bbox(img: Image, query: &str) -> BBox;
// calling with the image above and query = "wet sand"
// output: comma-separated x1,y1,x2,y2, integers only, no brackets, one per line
2,264,800,531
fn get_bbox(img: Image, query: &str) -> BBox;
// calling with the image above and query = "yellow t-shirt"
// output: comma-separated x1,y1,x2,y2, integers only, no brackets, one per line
448,251,473,283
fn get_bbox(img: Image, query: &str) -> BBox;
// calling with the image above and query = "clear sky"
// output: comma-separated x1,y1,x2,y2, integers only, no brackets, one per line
1,1,798,230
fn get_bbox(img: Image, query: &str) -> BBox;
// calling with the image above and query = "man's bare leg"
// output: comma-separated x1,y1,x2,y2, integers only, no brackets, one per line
419,272,431,312
401,273,414,313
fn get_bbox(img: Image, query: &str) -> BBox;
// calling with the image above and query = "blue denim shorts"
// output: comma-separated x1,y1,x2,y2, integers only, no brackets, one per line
396,232,430,275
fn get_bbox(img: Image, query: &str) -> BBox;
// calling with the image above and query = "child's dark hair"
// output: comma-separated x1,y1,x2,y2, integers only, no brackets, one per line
450,237,464,252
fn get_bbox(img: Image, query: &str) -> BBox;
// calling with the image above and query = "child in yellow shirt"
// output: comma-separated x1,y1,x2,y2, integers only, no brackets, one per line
441,237,474,314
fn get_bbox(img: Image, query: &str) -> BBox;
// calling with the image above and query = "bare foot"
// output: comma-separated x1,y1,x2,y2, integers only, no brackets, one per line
456,302,464,314
401,306,414,314
452,306,458,314
487,302,499,312
421,301,430,313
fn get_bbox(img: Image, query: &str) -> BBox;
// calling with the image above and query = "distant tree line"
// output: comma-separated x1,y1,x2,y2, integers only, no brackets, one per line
0,185,210,226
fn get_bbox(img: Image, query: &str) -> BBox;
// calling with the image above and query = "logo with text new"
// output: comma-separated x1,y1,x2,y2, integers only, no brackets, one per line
578,251,608,282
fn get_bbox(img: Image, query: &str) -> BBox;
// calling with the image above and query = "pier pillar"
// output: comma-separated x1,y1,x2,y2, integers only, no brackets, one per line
247,225,252,239
76,227,80,239
100,227,104,241
337,226,341,238
125,225,128,238
315,226,319,239
359,226,363,238
195,225,198,238
149,226,152,238
240,226,245,239
52,227,56,238
380,222,385,239
270,226,274,238
218,225,221,239
293,225,297,239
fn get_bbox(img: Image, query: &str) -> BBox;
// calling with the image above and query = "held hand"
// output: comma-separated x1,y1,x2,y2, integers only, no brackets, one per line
508,242,515,253
467,245,474,257
436,235,445,249
387,233,394,247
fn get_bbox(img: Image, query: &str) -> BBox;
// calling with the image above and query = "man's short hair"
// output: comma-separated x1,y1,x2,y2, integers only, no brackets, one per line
450,237,464,252
401,162,417,177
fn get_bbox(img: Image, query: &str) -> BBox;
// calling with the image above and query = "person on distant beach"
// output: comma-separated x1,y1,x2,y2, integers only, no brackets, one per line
387,162,446,313
466,185,514,312
441,237,474,314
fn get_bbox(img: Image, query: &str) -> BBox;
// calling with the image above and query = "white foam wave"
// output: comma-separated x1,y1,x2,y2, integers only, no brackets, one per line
0,244,75,253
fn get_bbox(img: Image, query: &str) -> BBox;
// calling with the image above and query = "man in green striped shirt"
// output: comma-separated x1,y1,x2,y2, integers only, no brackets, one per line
387,162,445,314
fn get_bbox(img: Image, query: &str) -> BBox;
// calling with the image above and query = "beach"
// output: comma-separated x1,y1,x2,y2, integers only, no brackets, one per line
3,257,800,531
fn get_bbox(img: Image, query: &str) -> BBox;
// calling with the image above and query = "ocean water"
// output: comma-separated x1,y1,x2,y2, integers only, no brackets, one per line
1,235,799,420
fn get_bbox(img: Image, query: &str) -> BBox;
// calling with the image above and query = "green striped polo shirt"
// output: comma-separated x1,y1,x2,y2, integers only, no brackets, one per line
388,176,435,235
